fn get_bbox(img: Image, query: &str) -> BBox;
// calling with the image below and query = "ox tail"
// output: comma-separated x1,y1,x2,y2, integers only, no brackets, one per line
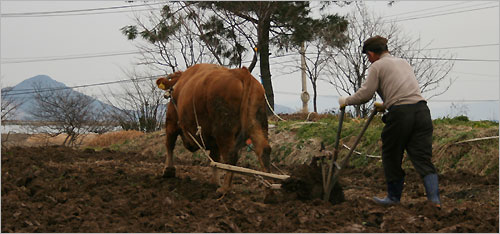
238,67,271,172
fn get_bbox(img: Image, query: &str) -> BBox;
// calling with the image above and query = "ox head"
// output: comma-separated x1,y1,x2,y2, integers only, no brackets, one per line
156,78,169,90
156,71,182,90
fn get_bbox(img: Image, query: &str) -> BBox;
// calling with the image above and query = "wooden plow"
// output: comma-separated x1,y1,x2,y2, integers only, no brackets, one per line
207,105,383,202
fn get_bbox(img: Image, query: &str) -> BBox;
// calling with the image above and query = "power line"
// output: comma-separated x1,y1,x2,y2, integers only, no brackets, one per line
1,8,161,18
388,3,499,22
428,99,499,103
452,71,499,78
382,2,494,21
10,87,498,103
5,73,498,103
381,2,470,19
1,2,167,18
404,57,499,62
3,75,162,97
1,51,144,64
275,91,498,102
386,5,499,23
413,43,499,51
3,43,499,64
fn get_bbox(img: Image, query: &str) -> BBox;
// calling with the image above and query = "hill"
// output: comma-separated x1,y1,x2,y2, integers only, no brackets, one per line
2,75,116,121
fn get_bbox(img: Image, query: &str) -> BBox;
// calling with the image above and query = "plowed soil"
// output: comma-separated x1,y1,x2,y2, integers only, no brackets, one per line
2,146,498,232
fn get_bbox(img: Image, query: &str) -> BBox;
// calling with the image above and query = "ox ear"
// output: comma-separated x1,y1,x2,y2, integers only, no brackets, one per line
156,78,168,90
168,71,183,80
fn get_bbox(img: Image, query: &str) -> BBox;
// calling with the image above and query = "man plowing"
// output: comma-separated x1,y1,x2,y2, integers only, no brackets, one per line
338,36,442,208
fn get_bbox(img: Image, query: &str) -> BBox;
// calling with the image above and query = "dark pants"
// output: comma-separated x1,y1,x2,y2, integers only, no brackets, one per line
381,101,437,183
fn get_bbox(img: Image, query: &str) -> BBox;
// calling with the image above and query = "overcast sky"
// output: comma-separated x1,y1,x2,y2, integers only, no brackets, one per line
1,1,499,118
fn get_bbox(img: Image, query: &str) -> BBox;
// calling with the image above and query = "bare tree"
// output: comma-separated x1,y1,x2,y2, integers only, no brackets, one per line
103,69,166,133
301,42,333,113
29,82,111,146
121,2,218,74
301,24,348,113
325,3,455,117
448,102,470,118
1,86,22,121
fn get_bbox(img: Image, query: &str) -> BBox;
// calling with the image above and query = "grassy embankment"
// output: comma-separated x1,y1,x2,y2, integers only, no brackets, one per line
81,115,498,176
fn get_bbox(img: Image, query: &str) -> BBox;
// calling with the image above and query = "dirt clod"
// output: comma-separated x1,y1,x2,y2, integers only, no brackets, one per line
281,163,344,204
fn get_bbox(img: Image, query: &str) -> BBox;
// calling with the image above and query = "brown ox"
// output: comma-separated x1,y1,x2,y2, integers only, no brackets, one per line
156,64,271,195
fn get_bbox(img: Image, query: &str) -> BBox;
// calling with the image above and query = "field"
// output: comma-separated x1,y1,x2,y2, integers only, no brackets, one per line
1,115,499,232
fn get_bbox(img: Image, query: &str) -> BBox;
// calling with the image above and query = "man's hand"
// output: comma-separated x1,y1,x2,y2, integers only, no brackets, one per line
374,102,385,112
339,96,348,109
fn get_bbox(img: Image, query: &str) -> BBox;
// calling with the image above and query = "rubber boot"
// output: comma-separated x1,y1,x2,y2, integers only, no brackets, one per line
423,173,441,208
373,179,404,205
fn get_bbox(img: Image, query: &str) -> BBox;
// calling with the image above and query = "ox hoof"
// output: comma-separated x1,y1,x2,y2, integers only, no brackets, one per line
162,167,176,178
216,187,230,198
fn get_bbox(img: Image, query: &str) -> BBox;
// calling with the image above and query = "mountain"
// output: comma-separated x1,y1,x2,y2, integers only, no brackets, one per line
274,104,295,114
12,75,66,93
2,75,115,121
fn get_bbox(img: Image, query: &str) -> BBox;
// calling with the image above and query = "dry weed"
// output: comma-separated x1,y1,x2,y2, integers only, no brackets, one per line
86,130,145,147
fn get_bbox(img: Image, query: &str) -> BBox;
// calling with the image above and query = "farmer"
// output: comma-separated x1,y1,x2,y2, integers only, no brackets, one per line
338,35,441,207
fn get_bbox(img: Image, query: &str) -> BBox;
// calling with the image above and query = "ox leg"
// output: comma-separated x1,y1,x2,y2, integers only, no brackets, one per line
162,127,179,178
250,129,272,173
209,148,221,186
217,156,237,196
216,141,239,196
249,129,276,202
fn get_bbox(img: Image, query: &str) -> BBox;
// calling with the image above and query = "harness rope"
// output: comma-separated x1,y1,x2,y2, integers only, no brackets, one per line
263,93,285,121
192,98,207,150
165,88,213,163
187,132,214,163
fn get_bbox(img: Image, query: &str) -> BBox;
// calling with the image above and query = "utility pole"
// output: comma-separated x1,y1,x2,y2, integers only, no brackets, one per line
300,42,310,113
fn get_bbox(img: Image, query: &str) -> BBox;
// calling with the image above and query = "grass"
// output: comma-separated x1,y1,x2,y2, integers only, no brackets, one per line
271,143,294,163
276,115,384,151
272,113,498,176
433,115,498,128
485,163,499,176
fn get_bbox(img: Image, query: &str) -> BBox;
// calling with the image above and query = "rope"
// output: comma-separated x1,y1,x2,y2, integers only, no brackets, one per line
454,136,499,144
192,98,207,150
163,90,212,163
263,93,285,121
187,132,214,163
306,112,314,121
262,92,318,123
254,175,272,188
342,143,382,158
271,163,286,175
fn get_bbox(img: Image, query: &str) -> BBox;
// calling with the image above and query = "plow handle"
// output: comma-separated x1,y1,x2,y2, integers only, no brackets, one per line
333,107,345,162
323,107,345,193
323,107,379,201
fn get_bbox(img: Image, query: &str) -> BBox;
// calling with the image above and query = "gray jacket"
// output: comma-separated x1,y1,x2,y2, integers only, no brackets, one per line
345,53,425,109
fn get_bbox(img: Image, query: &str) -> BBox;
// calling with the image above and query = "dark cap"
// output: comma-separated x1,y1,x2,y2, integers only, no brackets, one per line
362,36,388,54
